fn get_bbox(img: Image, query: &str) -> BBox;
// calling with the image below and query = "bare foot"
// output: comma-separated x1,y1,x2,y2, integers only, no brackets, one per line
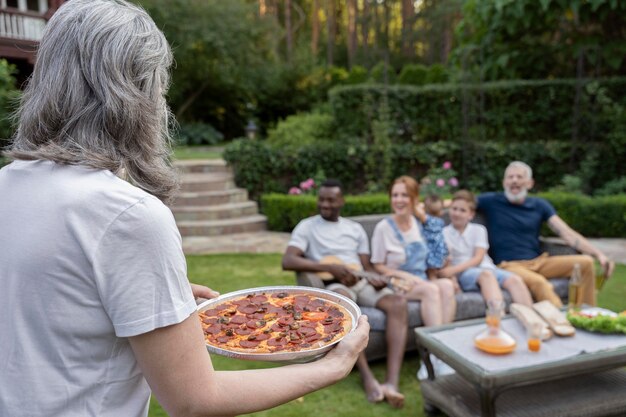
361,375,384,403
381,383,405,409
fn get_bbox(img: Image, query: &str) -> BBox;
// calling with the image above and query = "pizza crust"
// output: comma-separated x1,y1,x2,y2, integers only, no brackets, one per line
198,291,352,354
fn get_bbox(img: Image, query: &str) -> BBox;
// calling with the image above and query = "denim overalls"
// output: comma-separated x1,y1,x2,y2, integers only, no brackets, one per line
385,217,428,280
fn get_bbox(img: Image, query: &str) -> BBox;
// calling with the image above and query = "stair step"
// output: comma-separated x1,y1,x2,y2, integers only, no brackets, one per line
177,215,267,237
171,188,249,207
179,172,235,192
174,159,231,174
172,201,259,221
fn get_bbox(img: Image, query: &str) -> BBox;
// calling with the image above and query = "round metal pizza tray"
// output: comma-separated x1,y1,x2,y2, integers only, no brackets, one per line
197,286,362,363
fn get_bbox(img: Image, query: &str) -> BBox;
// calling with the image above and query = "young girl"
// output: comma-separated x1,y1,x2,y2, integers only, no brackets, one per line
417,194,449,282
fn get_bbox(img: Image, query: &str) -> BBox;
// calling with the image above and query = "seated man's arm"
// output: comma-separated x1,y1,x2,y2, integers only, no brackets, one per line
282,246,357,286
547,214,615,277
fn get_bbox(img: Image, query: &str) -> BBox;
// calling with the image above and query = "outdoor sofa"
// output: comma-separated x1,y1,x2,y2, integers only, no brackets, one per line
295,212,575,361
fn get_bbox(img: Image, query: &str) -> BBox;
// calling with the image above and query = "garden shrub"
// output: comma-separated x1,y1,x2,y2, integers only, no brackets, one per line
345,65,369,85
262,191,626,236
261,193,390,232
0,59,20,147
222,138,284,199
425,64,449,84
174,121,224,146
397,64,429,85
595,177,626,196
297,65,350,104
539,192,626,238
327,78,626,191
266,112,335,155
224,138,601,198
328,78,626,144
369,61,396,84
396,64,448,86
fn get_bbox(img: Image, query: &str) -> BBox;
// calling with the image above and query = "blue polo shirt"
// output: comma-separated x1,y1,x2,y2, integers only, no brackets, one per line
477,192,556,264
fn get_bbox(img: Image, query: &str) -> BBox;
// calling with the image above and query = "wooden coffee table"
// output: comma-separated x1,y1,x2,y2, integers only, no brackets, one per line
415,317,626,417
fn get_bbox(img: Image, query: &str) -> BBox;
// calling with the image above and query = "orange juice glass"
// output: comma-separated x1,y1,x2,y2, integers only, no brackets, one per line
485,300,504,333
527,322,542,352
527,338,541,352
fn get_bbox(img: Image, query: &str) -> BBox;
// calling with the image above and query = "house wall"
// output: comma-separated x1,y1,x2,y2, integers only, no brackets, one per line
0,0,64,69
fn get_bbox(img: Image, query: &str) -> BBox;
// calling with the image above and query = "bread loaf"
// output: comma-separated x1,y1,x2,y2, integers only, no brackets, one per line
510,303,553,340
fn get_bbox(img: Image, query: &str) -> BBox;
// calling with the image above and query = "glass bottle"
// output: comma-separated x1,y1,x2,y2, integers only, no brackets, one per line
474,300,516,355
568,263,582,311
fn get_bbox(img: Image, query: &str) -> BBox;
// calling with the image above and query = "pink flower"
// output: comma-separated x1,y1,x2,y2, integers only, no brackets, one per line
436,178,445,187
449,177,459,187
442,161,452,170
288,187,302,195
300,178,315,190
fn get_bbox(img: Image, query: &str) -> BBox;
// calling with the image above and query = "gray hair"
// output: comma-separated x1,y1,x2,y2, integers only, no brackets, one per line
6,0,178,203
505,161,533,180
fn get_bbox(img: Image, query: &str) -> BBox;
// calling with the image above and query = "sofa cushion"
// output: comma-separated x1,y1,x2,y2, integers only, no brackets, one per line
365,279,568,333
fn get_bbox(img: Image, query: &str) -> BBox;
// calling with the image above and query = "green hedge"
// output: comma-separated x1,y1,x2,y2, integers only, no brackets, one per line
261,191,626,237
174,122,223,146
225,78,626,196
329,78,626,144
538,192,626,238
260,193,390,232
224,138,609,198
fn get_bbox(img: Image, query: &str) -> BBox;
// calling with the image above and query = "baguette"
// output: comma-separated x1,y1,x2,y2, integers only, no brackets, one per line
532,300,576,337
509,303,553,340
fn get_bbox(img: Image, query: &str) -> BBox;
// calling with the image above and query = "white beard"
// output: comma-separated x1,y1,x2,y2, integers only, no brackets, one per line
505,188,527,203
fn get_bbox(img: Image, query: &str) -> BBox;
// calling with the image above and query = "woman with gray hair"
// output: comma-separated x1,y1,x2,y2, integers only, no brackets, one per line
0,1,368,417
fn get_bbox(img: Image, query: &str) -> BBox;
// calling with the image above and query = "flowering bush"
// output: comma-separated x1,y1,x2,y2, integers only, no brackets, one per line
288,178,316,195
420,161,459,197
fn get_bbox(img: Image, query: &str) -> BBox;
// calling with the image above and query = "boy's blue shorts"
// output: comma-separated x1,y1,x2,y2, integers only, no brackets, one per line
457,267,514,292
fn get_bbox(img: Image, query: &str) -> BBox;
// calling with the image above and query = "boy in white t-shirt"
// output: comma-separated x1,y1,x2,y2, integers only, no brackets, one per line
440,190,533,306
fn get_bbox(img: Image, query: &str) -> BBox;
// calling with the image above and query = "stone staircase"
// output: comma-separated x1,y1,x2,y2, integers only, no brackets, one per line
170,159,267,237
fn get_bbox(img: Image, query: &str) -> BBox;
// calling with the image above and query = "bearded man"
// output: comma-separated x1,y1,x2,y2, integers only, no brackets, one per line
477,161,615,307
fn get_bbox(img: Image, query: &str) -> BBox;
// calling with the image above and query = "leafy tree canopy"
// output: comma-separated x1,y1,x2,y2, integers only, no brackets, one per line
0,59,20,144
134,0,284,136
452,0,626,80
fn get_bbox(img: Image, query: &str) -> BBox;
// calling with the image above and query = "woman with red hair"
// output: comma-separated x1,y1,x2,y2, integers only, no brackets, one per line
371,176,456,378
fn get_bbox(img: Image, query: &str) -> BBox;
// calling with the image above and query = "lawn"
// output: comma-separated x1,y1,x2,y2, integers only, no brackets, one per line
173,145,223,160
149,254,626,417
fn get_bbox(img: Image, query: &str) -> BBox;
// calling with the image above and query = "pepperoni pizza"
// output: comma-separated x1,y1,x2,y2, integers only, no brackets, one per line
198,291,352,353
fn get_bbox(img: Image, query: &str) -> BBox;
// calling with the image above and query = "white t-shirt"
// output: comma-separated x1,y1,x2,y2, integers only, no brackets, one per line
442,222,497,269
288,215,369,267
0,160,197,417
370,217,424,270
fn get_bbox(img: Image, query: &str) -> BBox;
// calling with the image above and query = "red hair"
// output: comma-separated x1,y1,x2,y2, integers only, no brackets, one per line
390,176,420,207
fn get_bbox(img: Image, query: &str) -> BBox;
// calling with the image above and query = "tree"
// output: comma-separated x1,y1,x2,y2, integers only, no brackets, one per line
326,0,336,65
134,0,281,136
400,0,414,58
346,0,358,68
452,0,626,80
0,59,20,144
285,0,293,62
311,0,320,56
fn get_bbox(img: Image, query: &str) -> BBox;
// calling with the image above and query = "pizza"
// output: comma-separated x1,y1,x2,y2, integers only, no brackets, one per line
198,291,353,353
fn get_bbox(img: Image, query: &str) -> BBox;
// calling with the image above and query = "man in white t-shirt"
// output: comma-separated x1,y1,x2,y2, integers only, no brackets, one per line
440,190,533,306
282,179,409,409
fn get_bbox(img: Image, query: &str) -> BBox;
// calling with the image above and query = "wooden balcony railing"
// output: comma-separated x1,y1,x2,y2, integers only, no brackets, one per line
0,9,46,42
